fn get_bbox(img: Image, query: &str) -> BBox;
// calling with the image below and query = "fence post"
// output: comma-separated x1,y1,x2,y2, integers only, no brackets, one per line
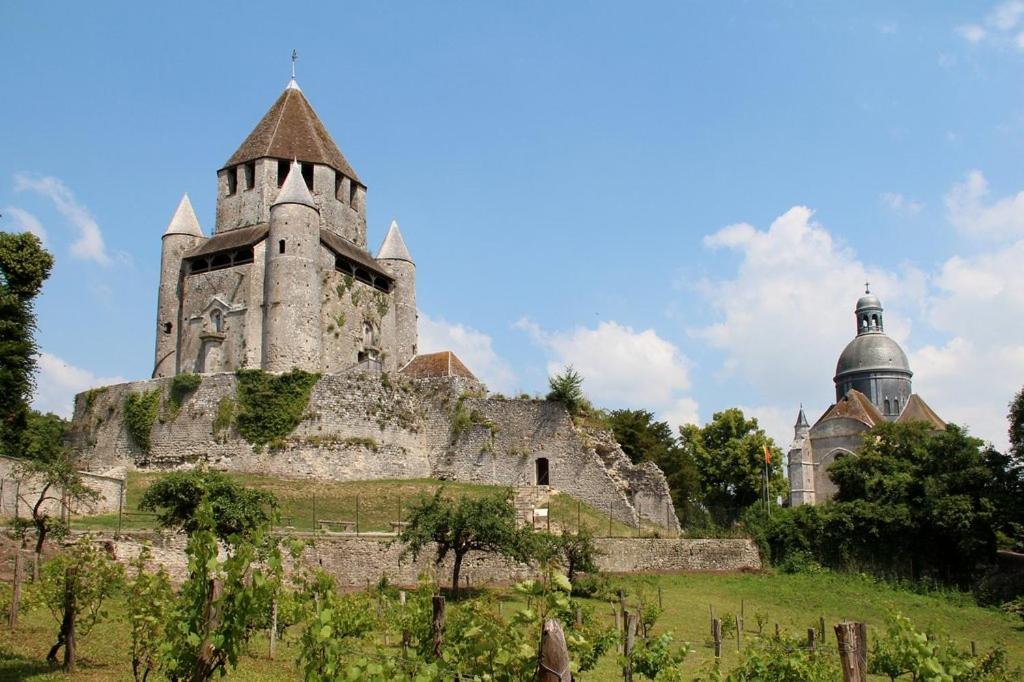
9,552,22,629
709,604,715,639
712,618,722,659
636,502,641,537
835,621,867,682
576,500,581,534
538,618,571,682
432,595,445,659
623,612,637,682
658,586,663,609
820,615,826,641
312,491,317,532
400,591,410,656
356,495,360,535
268,599,278,659
735,613,742,650
807,627,816,652
116,479,124,538
617,590,626,642
608,502,613,537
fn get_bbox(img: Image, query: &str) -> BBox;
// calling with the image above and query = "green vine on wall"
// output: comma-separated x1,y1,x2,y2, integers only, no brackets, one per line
161,373,202,422
234,369,320,448
212,396,236,442
449,393,498,445
124,389,161,452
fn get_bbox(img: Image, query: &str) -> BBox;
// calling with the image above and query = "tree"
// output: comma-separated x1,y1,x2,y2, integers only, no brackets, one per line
1010,386,1024,465
680,409,786,526
535,528,600,582
36,536,123,673
397,489,532,597
546,366,587,415
606,409,702,526
139,469,277,544
127,546,173,682
0,231,54,456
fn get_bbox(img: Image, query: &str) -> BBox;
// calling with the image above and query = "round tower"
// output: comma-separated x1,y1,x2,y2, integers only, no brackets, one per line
834,286,912,419
376,220,417,368
154,194,204,378
261,161,322,373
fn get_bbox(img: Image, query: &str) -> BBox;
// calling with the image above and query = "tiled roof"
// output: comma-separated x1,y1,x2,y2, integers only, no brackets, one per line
223,85,361,183
400,352,478,381
815,389,885,428
185,224,267,258
896,394,946,430
319,229,393,283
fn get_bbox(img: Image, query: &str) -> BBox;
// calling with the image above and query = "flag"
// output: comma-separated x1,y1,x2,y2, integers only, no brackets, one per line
763,444,772,465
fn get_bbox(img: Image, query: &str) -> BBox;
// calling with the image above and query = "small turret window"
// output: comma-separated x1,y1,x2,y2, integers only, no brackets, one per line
894,397,900,413
279,240,286,254
884,398,891,414
226,168,238,195
277,159,289,187
301,163,314,191
243,162,255,190
349,182,358,207
163,322,173,335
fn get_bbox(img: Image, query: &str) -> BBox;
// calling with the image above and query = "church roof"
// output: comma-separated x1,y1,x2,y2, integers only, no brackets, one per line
164,194,204,238
376,220,413,263
319,229,393,284
896,394,946,430
815,389,885,429
223,83,361,183
400,352,478,381
835,333,912,378
185,224,267,258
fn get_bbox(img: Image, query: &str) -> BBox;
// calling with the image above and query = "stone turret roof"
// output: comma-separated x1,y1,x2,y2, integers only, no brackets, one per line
400,352,478,381
815,389,885,428
223,83,361,183
896,394,946,430
376,220,413,263
164,194,204,238
273,160,317,209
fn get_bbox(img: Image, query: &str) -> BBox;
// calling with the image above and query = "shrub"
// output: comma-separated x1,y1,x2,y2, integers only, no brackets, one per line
546,366,587,415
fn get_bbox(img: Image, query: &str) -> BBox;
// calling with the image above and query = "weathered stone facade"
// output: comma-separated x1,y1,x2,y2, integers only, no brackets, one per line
71,370,679,531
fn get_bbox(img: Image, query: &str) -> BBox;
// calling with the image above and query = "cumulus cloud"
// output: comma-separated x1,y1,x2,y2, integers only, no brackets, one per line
956,2,1024,47
944,170,1024,239
2,206,47,243
418,312,517,393
14,173,110,265
880,192,924,216
32,352,124,418
516,318,697,426
694,206,922,407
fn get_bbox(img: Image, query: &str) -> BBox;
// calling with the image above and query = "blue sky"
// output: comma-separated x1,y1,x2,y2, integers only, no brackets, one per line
3,1,1024,450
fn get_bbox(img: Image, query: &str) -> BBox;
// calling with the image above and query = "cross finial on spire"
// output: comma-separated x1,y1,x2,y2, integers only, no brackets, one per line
865,281,871,294
291,49,298,79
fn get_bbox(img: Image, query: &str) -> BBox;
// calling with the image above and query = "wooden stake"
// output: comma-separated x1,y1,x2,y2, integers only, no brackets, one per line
623,612,638,681
712,618,723,659
775,623,780,637
735,613,742,650
807,627,816,652
432,595,445,659
8,552,22,629
537,618,571,682
268,599,278,660
658,586,663,609
971,640,977,656
835,621,867,682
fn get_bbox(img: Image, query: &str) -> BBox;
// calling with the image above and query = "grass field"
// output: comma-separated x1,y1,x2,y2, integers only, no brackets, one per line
71,472,661,537
1,570,1020,680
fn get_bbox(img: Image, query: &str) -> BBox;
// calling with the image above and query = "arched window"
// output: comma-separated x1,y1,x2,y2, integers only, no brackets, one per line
884,398,891,414
871,314,879,327
535,458,550,486
894,397,900,413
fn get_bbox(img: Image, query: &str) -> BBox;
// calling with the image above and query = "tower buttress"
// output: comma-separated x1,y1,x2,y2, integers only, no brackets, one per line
376,220,417,368
155,194,204,378
262,161,322,372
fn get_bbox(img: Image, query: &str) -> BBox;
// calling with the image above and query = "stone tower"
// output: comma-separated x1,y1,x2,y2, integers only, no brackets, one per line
262,160,322,372
376,220,418,367
833,287,912,419
786,406,813,506
154,195,204,378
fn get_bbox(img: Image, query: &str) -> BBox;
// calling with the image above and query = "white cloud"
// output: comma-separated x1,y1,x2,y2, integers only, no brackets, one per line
694,206,923,406
880,192,924,216
956,2,1024,47
32,352,124,418
944,170,1024,239
2,206,47,243
418,312,517,393
957,24,987,43
14,173,110,265
516,318,697,426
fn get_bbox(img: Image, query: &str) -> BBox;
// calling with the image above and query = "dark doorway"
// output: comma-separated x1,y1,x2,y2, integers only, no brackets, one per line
535,458,550,486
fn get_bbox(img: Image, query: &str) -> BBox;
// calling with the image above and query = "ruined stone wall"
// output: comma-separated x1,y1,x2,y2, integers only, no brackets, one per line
107,532,760,587
0,456,124,517
71,372,678,531
319,254,398,374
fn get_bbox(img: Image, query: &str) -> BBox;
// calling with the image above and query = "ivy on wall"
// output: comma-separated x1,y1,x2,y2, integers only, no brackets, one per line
162,373,202,422
124,389,161,452
234,369,320,448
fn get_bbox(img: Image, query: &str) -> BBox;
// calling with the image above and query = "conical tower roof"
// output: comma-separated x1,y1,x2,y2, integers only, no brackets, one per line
273,160,317,209
376,220,413,263
224,82,361,183
164,194,204,238
795,405,809,429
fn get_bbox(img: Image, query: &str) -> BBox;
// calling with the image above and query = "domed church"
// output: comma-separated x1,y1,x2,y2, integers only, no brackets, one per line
787,287,945,506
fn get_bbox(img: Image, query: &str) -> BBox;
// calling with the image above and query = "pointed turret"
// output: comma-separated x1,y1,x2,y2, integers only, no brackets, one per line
795,405,809,433
376,220,414,263
155,194,206,378
273,160,317,209
376,220,417,368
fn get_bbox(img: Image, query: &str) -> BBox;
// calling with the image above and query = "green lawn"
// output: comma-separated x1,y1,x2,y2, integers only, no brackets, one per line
71,472,656,537
2,570,1019,680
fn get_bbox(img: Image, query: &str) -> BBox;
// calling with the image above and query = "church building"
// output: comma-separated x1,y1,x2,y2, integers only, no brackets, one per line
787,288,946,505
154,76,418,378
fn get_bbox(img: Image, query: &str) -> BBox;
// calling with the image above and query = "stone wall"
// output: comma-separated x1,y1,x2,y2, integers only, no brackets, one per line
107,532,760,587
0,456,124,517
71,371,679,531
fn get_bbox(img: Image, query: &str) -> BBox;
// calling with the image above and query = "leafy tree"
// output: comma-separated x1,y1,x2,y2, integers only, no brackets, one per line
680,409,786,526
1010,386,1024,466
127,546,173,682
139,469,277,543
0,231,54,456
161,500,282,681
36,536,124,673
535,528,601,582
546,366,587,415
607,409,702,526
397,489,532,597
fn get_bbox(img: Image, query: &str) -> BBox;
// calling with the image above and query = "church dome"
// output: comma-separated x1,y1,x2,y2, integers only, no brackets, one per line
856,293,881,310
835,332,911,378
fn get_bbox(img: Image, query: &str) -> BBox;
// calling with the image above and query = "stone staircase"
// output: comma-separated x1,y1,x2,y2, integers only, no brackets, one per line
513,485,553,529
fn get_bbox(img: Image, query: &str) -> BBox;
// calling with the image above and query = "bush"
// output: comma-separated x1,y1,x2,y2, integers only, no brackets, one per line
546,366,587,415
